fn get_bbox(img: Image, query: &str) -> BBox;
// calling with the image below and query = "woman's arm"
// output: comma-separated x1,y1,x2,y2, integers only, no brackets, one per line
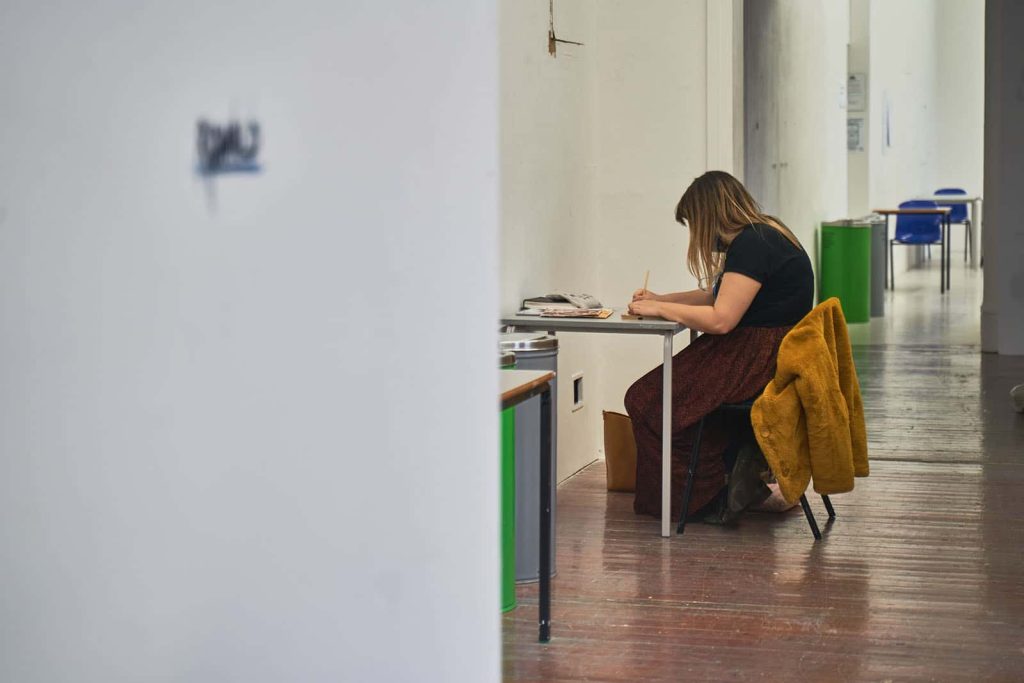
627,272,762,334
631,288,714,306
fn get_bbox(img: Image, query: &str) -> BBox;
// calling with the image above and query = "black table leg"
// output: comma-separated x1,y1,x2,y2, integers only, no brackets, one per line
538,387,552,643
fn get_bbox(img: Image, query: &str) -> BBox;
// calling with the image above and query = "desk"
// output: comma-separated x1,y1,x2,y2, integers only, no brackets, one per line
500,369,555,643
873,207,952,293
500,311,690,538
917,195,983,269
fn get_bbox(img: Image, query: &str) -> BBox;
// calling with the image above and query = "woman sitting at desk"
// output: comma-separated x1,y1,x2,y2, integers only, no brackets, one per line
625,170,813,523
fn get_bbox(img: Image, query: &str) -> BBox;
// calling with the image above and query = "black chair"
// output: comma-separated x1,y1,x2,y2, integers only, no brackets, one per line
676,396,835,539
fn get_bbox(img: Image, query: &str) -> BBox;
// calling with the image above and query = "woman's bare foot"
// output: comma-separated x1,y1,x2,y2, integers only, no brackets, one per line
752,482,797,512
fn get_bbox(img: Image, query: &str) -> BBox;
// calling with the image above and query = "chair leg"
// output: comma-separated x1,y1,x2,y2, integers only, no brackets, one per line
821,495,836,519
965,220,972,263
799,494,822,540
677,417,704,535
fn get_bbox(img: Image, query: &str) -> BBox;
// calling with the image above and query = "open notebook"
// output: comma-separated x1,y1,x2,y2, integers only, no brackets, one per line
537,308,613,319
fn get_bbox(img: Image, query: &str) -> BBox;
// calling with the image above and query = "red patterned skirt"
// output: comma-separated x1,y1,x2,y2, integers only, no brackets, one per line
624,325,791,520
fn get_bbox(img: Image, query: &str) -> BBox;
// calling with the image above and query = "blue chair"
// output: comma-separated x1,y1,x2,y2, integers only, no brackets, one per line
890,200,944,292
935,187,973,262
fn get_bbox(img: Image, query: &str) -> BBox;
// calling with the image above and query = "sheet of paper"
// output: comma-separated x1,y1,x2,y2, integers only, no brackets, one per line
848,117,864,152
848,73,866,111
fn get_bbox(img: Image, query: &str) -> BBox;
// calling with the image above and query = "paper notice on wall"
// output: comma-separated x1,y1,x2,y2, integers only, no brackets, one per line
848,73,866,112
848,117,864,152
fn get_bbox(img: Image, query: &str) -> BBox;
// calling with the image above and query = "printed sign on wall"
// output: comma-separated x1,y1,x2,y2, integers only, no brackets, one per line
848,73,866,112
848,117,864,152
196,120,262,175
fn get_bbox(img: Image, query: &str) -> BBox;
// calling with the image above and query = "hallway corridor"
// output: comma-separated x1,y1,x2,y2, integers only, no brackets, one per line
504,255,1024,681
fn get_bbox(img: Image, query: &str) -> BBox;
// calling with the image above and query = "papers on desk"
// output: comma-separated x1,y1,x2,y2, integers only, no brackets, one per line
517,307,614,319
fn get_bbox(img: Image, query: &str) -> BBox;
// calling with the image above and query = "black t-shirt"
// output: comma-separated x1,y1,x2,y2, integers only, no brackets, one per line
721,223,813,327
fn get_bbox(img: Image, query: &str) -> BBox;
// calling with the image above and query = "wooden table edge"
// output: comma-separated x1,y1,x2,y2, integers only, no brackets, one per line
872,207,952,214
501,371,555,405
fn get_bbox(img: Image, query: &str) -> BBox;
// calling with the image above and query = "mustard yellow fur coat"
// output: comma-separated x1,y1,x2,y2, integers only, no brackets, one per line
751,298,869,503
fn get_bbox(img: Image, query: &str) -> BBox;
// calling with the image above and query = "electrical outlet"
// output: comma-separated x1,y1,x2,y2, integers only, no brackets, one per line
571,372,584,412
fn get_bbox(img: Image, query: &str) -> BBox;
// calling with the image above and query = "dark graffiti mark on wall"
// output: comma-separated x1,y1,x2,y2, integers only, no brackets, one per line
196,120,261,175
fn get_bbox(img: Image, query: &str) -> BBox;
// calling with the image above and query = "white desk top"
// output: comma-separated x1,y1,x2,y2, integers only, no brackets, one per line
501,309,686,335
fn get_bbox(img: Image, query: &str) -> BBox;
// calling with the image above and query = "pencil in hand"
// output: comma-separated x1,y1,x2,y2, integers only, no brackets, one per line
625,270,651,320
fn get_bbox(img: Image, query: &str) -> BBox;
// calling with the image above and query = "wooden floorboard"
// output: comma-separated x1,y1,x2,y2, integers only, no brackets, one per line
857,344,1024,465
503,260,1024,681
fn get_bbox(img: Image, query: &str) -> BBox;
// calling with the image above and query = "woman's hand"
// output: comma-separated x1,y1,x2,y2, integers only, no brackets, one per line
632,289,660,302
627,298,663,317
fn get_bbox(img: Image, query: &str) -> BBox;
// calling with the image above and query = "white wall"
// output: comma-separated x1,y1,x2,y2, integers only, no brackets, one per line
0,2,500,681
935,0,985,195
864,0,985,202
867,0,942,208
501,0,718,480
588,0,710,420
862,0,984,275
745,0,850,273
500,0,602,482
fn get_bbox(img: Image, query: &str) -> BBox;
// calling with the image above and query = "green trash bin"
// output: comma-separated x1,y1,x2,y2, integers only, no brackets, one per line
499,351,516,613
820,221,871,323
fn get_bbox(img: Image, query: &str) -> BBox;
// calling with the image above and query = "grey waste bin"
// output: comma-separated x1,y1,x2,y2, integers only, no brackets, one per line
855,214,888,317
499,331,558,583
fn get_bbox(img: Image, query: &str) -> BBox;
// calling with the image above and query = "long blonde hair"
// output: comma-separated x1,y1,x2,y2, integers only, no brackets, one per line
674,171,801,288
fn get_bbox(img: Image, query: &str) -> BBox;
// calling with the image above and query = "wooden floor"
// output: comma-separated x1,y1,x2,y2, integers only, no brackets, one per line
503,254,1024,681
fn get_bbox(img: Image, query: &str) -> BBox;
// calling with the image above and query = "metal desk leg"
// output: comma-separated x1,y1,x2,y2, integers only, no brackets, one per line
661,332,673,538
538,386,552,642
940,218,946,294
883,215,890,290
942,215,947,291
946,214,952,290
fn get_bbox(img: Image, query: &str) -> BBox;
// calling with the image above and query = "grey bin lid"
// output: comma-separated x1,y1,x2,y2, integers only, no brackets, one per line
828,215,886,226
500,351,516,366
499,331,559,352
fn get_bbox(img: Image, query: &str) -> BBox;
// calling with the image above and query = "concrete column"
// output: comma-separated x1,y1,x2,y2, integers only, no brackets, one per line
847,0,870,217
982,0,1024,355
742,0,848,260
